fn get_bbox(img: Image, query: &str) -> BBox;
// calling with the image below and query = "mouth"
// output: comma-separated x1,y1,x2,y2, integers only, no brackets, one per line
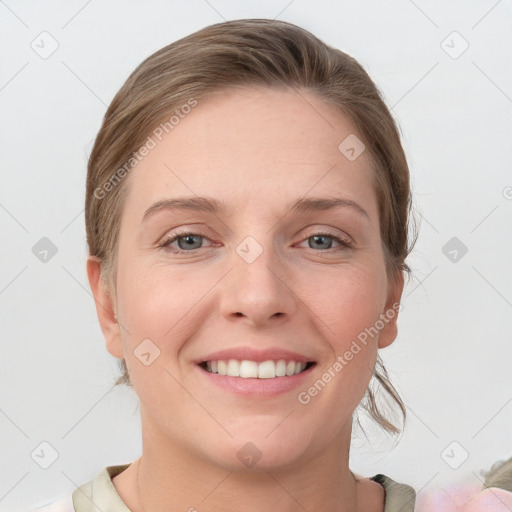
198,359,317,379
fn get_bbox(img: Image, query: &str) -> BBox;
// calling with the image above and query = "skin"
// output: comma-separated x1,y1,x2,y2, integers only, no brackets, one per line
87,86,404,512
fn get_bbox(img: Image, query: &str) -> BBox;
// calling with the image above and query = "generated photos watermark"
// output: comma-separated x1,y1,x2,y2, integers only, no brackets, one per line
93,98,198,200
297,302,402,405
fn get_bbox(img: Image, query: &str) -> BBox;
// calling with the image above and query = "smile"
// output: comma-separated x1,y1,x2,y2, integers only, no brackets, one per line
199,359,316,378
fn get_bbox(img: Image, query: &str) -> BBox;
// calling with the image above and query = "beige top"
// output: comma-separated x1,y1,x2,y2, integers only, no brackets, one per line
32,456,512,512
70,464,416,512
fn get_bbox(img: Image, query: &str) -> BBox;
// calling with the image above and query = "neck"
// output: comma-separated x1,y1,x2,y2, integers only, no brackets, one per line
114,413,372,512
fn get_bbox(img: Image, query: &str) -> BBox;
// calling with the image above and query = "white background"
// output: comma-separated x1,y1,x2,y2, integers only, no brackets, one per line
1,0,511,510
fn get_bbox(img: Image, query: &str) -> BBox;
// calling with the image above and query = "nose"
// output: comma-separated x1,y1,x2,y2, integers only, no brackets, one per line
219,242,297,328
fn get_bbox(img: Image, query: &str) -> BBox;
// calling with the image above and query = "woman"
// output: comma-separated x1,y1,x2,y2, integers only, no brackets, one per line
38,18,512,512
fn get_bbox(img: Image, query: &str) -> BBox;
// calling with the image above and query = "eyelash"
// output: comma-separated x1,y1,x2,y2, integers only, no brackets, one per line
158,229,353,254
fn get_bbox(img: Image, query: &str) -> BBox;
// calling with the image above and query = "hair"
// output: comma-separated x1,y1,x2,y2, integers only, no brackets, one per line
85,18,417,435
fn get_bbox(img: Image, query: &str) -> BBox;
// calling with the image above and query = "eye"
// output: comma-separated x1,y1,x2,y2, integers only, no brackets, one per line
299,231,353,251
158,231,214,254
158,229,353,255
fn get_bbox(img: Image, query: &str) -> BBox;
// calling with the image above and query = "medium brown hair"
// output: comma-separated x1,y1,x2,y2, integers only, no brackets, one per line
85,18,417,435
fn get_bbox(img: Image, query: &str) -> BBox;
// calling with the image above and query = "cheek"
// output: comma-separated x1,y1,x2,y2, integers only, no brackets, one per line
115,258,212,359
117,251,186,326
298,264,385,393
114,262,197,411
302,263,387,344
117,250,387,349
295,271,384,421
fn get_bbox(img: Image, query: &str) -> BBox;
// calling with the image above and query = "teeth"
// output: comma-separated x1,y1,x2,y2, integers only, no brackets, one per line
240,360,257,378
275,360,287,376
218,360,227,375
203,359,308,378
227,359,241,377
257,360,274,378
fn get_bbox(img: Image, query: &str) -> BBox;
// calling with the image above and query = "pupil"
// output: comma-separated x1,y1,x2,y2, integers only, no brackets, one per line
179,235,201,250
311,235,331,249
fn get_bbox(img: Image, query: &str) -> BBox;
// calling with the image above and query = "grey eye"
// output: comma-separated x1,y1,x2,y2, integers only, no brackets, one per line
308,235,334,250
176,234,204,250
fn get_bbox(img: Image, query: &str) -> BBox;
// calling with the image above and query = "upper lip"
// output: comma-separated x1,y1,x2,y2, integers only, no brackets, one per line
196,347,315,364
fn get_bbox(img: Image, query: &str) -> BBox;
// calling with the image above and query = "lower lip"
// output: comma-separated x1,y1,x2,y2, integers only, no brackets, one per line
196,364,316,397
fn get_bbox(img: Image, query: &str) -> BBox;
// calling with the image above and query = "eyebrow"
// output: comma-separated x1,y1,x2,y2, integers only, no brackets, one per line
142,196,370,223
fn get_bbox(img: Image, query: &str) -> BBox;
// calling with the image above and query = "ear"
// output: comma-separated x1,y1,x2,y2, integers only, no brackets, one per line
377,270,404,349
86,256,124,359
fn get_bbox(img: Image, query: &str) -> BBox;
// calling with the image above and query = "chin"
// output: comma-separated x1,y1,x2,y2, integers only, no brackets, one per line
201,431,311,473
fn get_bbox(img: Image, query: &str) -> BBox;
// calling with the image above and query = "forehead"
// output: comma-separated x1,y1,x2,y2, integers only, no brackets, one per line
122,86,378,221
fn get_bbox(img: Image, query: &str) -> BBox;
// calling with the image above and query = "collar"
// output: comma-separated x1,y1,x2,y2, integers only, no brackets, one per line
72,464,416,512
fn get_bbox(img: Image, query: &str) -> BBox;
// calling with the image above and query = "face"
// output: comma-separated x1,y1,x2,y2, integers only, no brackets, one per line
91,86,403,471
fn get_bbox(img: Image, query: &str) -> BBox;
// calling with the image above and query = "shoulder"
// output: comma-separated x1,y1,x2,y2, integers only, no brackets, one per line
415,455,512,511
72,463,132,512
483,456,512,491
27,463,132,512
354,471,416,512
371,473,416,511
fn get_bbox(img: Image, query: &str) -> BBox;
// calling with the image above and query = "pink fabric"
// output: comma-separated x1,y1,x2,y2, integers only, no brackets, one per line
416,482,512,511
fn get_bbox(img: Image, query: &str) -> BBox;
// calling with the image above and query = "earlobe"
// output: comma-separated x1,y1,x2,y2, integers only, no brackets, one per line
86,256,124,359
377,270,405,349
